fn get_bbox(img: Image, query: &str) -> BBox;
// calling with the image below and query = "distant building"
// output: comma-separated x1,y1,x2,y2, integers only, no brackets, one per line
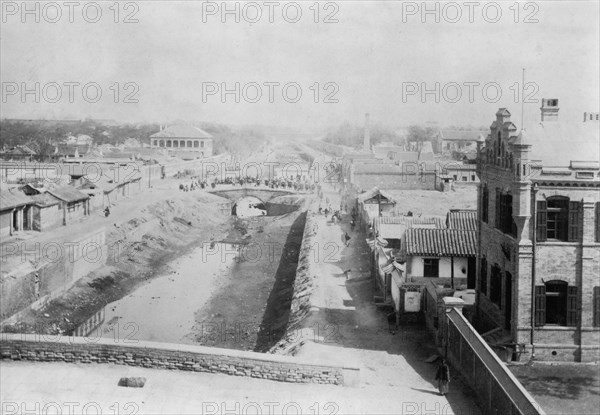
150,125,213,158
434,129,487,154
476,99,600,362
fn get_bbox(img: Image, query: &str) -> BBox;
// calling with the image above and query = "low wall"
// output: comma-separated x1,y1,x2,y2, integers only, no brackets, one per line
1,228,108,319
442,302,545,415
267,199,320,355
0,334,359,386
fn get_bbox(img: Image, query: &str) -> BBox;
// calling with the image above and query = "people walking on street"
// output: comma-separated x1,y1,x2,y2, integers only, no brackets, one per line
435,358,450,396
104,207,110,217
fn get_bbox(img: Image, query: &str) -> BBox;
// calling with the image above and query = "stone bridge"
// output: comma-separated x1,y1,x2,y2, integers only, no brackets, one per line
207,186,301,205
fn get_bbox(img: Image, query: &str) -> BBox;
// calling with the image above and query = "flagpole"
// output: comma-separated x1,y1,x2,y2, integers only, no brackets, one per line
521,68,525,130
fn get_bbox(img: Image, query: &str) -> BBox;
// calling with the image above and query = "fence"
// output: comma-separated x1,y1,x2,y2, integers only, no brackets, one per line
442,300,545,415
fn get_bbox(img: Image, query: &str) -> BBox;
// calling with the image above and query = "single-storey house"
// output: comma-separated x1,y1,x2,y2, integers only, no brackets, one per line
0,188,33,236
400,228,477,289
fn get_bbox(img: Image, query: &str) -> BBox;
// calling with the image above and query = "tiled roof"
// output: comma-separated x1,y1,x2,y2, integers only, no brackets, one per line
446,209,477,231
357,187,398,204
403,228,477,257
376,215,446,239
0,188,32,211
150,125,213,139
47,186,89,202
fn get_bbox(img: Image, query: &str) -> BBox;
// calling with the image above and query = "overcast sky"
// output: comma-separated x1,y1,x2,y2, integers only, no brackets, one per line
1,1,599,132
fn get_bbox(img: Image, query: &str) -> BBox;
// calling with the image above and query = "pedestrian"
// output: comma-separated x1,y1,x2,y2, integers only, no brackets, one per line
104,207,110,217
435,358,450,396
350,219,355,231
344,232,351,247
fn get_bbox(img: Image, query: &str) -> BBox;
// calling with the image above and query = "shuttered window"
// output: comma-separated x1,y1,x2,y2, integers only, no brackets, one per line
594,287,600,327
480,257,488,295
482,186,489,223
596,203,600,242
534,285,546,326
495,188,501,229
568,201,581,242
536,201,547,242
566,286,579,327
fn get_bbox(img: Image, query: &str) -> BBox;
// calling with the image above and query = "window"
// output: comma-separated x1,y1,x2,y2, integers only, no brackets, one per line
482,185,489,223
490,265,502,307
594,287,600,327
187,141,193,148
166,140,172,147
423,258,439,278
462,176,467,182
495,190,516,237
201,141,205,148
536,197,581,242
480,257,488,295
471,175,476,181
596,202,600,242
535,281,578,327
194,141,199,148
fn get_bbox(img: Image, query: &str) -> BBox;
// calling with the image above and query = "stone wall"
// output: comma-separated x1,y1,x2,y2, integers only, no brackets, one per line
1,228,107,319
1,333,359,386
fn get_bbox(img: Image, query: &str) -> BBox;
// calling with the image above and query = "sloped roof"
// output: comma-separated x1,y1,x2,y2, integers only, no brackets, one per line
30,193,61,207
446,209,477,231
150,125,213,139
357,187,398,204
403,228,477,257
47,186,89,202
522,121,600,167
375,215,446,239
0,188,32,211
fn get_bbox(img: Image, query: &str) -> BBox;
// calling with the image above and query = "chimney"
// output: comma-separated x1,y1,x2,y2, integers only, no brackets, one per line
540,98,559,122
363,113,371,152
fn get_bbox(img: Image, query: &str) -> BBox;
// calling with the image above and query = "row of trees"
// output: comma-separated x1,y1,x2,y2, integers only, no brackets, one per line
0,119,269,158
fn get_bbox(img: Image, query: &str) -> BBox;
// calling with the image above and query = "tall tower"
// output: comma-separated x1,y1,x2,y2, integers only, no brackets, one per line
363,113,371,152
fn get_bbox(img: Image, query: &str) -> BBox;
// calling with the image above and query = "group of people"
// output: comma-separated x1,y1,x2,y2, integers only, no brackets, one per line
179,180,210,192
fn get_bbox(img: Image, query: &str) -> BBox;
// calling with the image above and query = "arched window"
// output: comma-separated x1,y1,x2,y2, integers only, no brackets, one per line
193,141,199,148
166,140,172,148
173,140,179,148
535,280,578,326
180,140,185,148
159,140,165,148
187,141,193,148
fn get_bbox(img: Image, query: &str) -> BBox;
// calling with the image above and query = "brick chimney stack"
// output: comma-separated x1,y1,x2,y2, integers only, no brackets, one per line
363,113,371,152
540,99,559,122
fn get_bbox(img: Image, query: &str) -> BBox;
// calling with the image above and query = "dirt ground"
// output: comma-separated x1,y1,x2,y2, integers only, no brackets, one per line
509,363,600,415
183,206,308,351
1,191,232,336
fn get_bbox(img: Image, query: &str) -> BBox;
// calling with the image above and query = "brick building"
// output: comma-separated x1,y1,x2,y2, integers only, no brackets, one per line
476,100,600,362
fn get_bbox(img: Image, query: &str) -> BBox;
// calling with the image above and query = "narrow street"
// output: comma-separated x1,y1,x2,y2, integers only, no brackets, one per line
293,178,481,414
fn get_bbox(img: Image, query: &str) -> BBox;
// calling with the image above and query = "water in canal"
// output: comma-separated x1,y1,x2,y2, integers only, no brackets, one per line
74,243,239,343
